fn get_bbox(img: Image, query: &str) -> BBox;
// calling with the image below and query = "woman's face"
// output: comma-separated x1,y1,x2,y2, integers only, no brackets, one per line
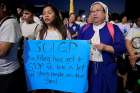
42,6,56,25
122,16,127,23
69,14,76,23
90,4,106,24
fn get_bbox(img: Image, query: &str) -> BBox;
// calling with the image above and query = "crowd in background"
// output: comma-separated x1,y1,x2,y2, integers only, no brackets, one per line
0,0,140,93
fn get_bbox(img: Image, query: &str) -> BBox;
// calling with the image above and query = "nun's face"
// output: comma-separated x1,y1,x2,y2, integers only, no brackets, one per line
90,4,106,25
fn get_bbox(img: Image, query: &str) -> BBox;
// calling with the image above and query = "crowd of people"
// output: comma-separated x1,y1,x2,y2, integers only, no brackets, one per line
0,0,140,93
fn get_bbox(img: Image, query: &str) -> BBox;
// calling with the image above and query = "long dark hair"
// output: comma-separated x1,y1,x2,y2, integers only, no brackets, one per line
0,0,17,16
39,4,67,40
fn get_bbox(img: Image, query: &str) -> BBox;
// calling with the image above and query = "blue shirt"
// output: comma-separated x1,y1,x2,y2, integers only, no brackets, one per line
67,23,80,39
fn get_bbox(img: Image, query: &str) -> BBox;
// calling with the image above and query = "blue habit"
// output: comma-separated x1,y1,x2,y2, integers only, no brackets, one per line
78,23,126,93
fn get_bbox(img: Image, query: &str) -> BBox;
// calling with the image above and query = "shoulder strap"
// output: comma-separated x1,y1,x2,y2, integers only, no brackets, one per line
34,24,39,32
33,24,40,39
107,23,115,42
0,16,15,27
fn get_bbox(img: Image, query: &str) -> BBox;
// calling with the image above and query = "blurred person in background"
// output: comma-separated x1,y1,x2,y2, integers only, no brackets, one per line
0,0,27,93
67,13,80,39
125,15,140,93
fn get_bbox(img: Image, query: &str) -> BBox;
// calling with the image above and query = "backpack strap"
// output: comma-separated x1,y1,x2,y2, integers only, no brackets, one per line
0,16,15,27
34,24,39,38
107,23,115,42
34,24,39,32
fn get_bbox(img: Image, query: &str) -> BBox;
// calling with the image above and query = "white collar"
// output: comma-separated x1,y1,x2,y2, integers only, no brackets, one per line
93,22,106,30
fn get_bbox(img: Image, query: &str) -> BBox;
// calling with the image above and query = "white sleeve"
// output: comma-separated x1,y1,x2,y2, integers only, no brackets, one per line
0,19,18,43
125,28,133,40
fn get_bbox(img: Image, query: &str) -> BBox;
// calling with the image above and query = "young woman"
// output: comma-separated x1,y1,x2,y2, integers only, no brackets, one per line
36,4,67,40
33,4,67,93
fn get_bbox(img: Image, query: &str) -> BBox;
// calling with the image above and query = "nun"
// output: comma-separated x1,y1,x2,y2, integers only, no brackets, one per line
78,1,126,93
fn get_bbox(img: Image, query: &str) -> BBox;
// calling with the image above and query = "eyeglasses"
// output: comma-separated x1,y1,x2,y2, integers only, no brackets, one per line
90,10,104,14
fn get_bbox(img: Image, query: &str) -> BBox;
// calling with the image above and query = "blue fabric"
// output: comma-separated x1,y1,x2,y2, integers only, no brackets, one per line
88,62,118,93
78,23,126,93
67,23,80,39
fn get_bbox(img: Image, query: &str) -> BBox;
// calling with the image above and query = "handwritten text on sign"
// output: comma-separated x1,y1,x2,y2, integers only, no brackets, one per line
24,40,89,93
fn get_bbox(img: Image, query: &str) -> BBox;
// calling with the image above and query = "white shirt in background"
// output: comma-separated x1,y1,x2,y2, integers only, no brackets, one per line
21,22,41,39
126,26,140,65
116,23,131,36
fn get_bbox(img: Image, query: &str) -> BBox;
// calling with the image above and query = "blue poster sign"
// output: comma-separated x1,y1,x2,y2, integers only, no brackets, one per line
24,40,90,93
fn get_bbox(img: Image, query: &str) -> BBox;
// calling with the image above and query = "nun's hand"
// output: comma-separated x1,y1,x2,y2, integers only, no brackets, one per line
94,43,105,51
94,43,114,53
